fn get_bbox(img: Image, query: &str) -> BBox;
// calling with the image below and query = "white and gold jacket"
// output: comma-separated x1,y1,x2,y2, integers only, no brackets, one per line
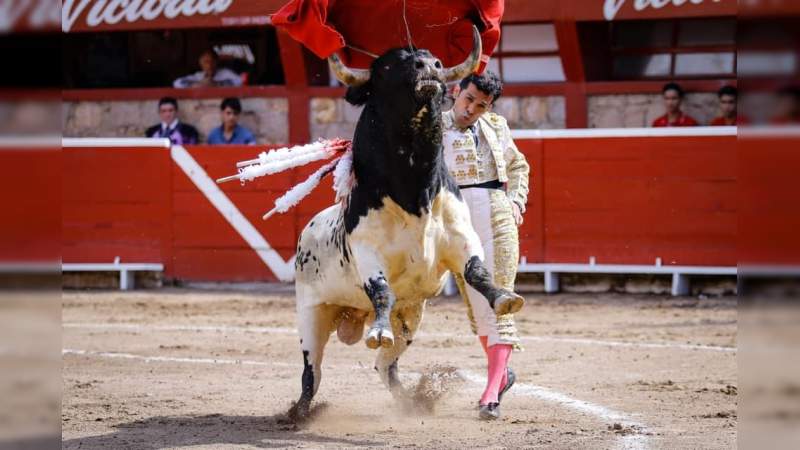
442,110,530,212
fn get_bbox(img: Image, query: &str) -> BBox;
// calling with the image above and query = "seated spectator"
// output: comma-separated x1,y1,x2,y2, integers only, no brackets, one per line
652,82,699,127
173,49,242,88
207,97,256,145
145,97,199,145
771,86,800,124
710,86,747,126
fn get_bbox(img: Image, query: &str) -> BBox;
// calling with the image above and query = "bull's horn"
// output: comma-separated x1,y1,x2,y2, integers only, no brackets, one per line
328,53,371,86
443,25,483,83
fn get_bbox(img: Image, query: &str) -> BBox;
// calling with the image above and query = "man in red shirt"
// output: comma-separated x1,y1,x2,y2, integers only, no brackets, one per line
652,82,699,127
710,86,747,126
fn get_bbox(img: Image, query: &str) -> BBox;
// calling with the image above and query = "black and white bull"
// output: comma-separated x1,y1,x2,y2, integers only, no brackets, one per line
290,27,524,419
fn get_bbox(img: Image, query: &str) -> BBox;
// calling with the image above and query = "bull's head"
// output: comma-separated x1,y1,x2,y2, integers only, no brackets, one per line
330,26,482,106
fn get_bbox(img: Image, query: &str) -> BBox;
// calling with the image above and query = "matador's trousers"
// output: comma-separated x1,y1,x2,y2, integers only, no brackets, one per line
454,187,521,348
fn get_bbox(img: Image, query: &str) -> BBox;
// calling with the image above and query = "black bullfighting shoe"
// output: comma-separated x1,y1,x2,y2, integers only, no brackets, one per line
474,368,517,410
478,402,501,420
498,367,516,404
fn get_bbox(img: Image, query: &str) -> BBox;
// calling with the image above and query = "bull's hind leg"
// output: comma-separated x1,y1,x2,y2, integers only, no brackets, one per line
374,303,425,401
351,243,396,349
289,302,339,421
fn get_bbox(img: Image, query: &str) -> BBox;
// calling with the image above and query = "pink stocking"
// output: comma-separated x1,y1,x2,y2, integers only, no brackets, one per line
479,336,508,389
479,343,512,405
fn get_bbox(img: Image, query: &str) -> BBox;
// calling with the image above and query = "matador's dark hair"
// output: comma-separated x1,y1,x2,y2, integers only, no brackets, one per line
459,70,503,104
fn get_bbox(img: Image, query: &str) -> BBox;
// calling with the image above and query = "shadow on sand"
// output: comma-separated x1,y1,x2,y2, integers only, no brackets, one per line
62,406,384,449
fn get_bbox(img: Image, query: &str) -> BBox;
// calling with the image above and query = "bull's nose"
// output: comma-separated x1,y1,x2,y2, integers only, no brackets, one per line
415,57,442,76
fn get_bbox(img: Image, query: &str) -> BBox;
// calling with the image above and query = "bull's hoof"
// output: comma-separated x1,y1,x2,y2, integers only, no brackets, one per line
365,327,394,349
494,291,525,315
287,400,310,423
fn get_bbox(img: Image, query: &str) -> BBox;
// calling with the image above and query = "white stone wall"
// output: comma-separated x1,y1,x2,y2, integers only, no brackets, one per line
309,97,361,141
492,96,566,130
309,95,566,140
62,98,289,144
588,93,720,128
64,93,722,142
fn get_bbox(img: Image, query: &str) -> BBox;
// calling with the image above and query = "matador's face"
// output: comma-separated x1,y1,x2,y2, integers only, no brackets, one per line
452,82,494,129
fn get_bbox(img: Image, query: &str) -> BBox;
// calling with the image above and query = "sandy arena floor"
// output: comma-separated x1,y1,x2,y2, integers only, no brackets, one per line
62,289,737,449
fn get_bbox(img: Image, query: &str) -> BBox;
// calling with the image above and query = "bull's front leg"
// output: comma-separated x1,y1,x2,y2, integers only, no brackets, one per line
463,255,523,315
363,276,396,348
352,243,396,349
375,303,424,397
443,198,524,316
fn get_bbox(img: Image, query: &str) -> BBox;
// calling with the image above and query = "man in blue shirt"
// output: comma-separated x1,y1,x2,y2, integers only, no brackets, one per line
207,97,256,145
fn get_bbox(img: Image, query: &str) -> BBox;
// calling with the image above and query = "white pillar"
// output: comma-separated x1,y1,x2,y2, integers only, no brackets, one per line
442,274,458,296
120,269,134,291
544,271,560,294
671,273,689,296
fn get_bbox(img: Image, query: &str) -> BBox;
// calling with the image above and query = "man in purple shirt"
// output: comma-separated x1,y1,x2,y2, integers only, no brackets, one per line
145,97,199,145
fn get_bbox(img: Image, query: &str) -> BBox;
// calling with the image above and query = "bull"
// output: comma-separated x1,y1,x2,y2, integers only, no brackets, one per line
290,27,524,419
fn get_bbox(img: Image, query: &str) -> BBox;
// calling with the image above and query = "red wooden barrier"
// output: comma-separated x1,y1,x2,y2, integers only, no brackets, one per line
171,146,333,281
62,146,173,267
517,134,737,266
0,144,60,265
63,129,749,283
739,130,800,266
62,142,335,281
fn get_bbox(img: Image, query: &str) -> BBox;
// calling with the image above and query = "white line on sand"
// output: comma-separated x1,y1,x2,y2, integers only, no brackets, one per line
64,322,735,353
460,370,651,450
62,348,299,368
63,348,651,450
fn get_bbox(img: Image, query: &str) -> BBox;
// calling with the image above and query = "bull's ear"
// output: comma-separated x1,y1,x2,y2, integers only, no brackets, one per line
345,82,372,106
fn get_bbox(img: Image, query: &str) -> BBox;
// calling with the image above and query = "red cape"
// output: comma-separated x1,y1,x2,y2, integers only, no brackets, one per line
271,0,503,72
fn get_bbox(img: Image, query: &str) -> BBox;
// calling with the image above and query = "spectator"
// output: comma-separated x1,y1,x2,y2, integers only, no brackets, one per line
652,82,699,127
207,97,256,145
771,86,800,124
145,97,199,145
173,49,243,88
710,86,746,126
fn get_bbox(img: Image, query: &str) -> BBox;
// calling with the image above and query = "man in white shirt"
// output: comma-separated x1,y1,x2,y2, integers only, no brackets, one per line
173,49,243,88
443,71,530,420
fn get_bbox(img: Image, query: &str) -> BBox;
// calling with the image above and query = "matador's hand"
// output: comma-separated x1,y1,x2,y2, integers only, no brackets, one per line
512,202,523,226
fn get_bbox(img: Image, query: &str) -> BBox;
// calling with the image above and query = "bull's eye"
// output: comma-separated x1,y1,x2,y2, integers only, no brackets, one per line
434,60,442,69
415,61,425,69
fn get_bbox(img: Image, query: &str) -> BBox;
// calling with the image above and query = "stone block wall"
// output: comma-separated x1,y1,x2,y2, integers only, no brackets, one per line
588,93,720,128
309,97,361,141
63,98,289,144
62,92,724,144
492,96,566,130
309,95,566,140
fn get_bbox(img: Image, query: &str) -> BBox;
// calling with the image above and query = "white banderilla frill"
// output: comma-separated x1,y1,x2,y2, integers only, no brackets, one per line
215,138,354,219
